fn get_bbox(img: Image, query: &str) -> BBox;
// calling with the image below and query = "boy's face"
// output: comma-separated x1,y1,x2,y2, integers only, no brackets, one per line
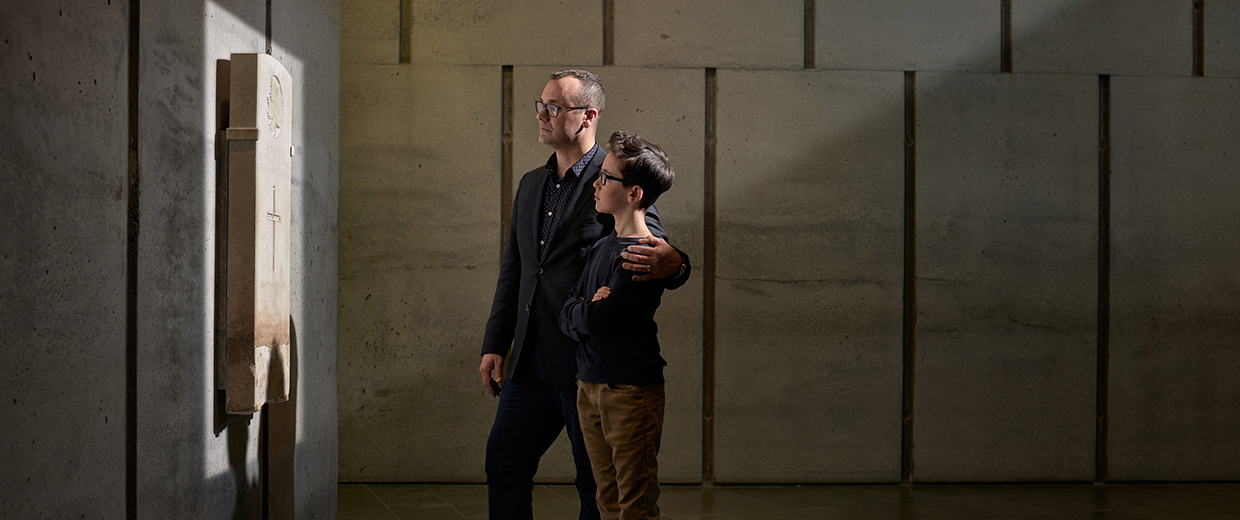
593,154,638,215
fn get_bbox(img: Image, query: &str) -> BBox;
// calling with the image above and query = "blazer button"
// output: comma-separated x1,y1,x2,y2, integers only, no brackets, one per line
537,268,545,275
525,304,530,311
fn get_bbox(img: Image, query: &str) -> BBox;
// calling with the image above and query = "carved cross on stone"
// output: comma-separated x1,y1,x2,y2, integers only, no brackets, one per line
266,186,280,271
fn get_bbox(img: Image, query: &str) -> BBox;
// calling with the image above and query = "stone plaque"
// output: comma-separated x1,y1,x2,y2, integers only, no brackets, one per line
225,53,292,415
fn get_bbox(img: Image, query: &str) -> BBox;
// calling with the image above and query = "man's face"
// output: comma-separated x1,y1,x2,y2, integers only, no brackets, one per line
537,77,591,148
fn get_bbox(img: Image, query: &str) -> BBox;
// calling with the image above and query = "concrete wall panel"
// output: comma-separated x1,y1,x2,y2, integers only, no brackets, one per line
816,0,1001,72
411,0,601,66
339,64,500,481
914,73,1097,482
272,0,342,515
137,1,269,517
614,0,802,69
1109,76,1240,480
714,70,905,483
511,66,706,483
0,2,129,517
1206,0,1240,77
1013,0,1191,76
342,0,399,64
3,1,340,516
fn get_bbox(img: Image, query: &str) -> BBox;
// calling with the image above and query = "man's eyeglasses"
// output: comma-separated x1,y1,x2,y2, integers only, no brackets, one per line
536,100,589,117
599,172,636,187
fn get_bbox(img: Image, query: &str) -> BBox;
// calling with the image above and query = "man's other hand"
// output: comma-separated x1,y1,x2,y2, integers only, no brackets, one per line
479,353,504,397
592,286,612,302
621,235,683,282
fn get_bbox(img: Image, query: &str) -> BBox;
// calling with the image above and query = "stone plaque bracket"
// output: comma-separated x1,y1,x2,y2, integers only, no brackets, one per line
215,53,293,415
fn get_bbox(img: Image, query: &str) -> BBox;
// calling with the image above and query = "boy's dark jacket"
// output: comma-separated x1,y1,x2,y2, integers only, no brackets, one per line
480,150,689,392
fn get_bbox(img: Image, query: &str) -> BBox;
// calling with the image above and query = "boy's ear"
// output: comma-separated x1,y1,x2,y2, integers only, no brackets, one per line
628,186,644,204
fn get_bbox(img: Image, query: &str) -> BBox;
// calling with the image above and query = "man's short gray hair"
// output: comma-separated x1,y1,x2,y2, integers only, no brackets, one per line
550,69,605,112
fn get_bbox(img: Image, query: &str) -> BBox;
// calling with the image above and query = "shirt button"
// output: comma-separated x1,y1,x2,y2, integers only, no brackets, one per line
547,211,553,216
556,184,561,189
539,240,545,245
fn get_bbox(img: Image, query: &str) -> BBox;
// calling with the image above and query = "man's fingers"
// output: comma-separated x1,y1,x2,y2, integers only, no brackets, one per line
630,273,655,282
621,261,652,272
479,355,503,396
638,235,666,246
624,245,657,257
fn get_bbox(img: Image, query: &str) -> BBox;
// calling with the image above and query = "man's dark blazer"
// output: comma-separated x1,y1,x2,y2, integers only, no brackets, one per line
481,150,688,392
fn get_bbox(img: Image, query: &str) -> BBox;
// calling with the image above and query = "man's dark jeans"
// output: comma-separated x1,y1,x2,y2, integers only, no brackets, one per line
485,370,600,520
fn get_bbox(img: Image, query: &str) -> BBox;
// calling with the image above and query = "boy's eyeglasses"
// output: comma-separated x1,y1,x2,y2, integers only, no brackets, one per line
599,172,636,187
535,101,589,117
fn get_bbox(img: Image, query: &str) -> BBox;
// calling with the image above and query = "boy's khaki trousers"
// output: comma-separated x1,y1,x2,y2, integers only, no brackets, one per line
576,381,666,520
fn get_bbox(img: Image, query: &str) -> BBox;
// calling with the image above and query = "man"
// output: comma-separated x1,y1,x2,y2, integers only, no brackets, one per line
479,70,691,520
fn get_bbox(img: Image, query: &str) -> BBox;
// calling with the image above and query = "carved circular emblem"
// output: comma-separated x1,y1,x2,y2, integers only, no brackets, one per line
266,75,284,138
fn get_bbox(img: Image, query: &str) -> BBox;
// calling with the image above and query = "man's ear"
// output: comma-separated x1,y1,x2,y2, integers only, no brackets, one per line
582,108,599,128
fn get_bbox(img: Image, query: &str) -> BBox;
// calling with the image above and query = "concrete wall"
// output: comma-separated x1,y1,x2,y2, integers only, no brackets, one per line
1109,76,1240,480
340,0,1240,483
914,73,1098,481
2,1,339,517
1,3,129,517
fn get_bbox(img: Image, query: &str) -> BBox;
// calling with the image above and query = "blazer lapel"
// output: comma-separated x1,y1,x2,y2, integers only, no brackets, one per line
547,148,605,251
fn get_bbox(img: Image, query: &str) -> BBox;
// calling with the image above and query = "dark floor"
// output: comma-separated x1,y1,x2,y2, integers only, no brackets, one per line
339,482,1240,520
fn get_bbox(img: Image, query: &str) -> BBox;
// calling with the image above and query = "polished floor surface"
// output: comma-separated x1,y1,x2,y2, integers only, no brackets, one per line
339,482,1239,519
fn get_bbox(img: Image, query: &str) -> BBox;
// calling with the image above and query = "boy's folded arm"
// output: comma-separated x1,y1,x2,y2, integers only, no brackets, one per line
560,284,590,342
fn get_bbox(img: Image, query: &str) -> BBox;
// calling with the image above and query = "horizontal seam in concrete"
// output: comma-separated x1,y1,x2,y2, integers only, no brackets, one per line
715,276,887,285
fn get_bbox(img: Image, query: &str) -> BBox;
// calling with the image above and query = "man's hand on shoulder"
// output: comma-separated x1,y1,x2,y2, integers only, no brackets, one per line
621,235,683,282
478,353,504,397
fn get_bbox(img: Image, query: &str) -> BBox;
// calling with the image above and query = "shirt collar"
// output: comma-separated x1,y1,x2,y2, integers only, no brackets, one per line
545,143,601,183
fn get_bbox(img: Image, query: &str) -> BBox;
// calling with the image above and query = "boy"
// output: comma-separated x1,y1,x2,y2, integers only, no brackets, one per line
560,131,675,520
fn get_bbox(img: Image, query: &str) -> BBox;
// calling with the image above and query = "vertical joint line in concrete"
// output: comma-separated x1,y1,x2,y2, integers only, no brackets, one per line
400,0,413,64
901,70,917,486
500,66,514,261
804,0,815,69
126,0,140,518
604,0,615,66
1001,0,1012,73
702,67,718,486
265,0,273,54
1095,75,1111,484
1193,0,1204,76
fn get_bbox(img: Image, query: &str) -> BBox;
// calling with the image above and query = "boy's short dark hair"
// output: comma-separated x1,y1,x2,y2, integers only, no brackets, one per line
606,131,674,209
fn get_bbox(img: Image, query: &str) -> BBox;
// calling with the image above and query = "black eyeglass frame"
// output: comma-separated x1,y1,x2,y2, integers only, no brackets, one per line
535,100,590,117
599,171,637,187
